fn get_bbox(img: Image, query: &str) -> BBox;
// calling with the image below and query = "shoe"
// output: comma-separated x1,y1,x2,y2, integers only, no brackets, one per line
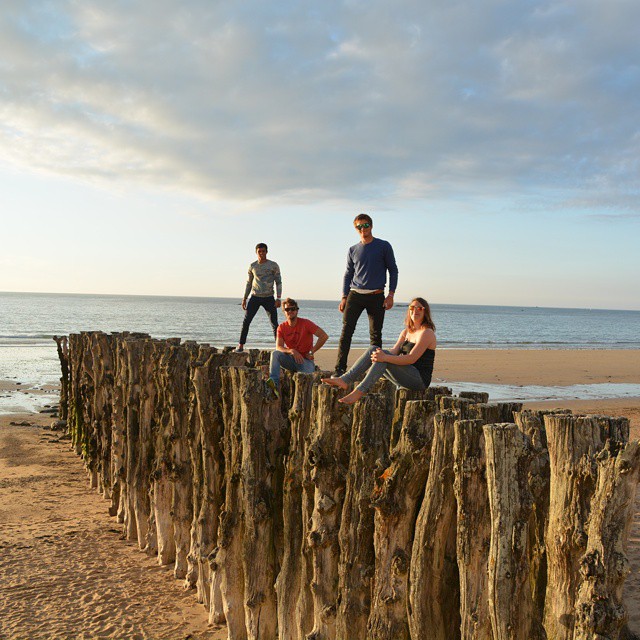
332,369,345,378
265,377,280,399
234,345,244,353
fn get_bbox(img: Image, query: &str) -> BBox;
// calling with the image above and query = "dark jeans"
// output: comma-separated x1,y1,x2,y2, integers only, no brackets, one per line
239,295,278,345
335,291,385,373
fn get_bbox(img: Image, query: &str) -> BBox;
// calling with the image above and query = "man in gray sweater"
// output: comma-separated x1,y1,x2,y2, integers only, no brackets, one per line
236,243,282,352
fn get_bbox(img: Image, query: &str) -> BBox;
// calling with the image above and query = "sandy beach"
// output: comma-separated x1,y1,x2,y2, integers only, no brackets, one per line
1,348,640,638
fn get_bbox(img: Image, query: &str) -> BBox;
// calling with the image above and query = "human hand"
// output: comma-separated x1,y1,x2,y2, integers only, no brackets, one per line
305,351,315,361
371,348,386,363
339,298,347,313
291,349,304,364
383,295,394,310
275,299,281,309
241,299,247,310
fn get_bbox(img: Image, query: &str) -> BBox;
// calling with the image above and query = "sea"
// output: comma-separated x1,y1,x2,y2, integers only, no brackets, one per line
1,291,640,412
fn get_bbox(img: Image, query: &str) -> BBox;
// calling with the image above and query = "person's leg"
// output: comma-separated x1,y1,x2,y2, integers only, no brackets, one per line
260,296,278,339
338,357,389,404
239,296,261,346
294,359,316,375
269,350,297,387
334,292,366,375
382,364,426,391
340,346,377,384
364,292,385,348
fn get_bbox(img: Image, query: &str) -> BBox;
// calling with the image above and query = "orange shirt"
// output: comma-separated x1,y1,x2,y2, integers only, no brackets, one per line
277,318,318,354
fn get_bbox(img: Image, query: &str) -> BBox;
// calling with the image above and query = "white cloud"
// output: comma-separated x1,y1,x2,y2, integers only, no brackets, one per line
0,0,638,211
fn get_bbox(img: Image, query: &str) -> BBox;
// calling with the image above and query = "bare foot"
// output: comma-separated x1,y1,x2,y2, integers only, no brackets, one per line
338,389,364,405
321,377,348,390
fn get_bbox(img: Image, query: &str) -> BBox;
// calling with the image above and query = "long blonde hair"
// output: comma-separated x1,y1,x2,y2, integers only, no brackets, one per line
405,297,436,332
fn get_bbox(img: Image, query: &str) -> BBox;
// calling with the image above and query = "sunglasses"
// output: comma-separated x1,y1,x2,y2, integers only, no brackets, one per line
355,222,371,230
284,307,299,312
409,305,425,311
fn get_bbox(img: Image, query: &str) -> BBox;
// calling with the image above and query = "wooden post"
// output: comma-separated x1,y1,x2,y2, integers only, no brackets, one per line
453,418,492,640
188,350,245,608
151,340,178,565
238,367,280,640
459,391,489,403
211,367,247,638
575,440,640,640
368,400,437,640
335,394,393,640
275,372,316,640
53,335,70,421
408,409,461,640
543,414,607,639
513,408,571,626
306,384,353,640
389,388,435,449
484,423,539,640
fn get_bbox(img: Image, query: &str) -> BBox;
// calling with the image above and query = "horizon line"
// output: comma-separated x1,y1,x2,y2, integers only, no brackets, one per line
1,290,639,314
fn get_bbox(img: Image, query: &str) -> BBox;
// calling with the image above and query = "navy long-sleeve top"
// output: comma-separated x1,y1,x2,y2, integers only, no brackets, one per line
342,237,399,297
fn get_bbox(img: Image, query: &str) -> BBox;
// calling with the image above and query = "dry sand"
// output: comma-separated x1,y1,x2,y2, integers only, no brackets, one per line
1,348,640,638
0,412,226,640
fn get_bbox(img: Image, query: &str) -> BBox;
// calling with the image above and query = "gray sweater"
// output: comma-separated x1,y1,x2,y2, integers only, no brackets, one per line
244,259,282,298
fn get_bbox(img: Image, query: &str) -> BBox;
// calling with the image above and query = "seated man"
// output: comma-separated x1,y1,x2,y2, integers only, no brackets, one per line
267,298,328,395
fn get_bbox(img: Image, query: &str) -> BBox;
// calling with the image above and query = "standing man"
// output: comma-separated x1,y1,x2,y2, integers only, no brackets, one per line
236,243,282,353
267,298,329,395
333,214,398,376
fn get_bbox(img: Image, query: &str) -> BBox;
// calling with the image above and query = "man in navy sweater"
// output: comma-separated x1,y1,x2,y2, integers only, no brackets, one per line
334,213,398,376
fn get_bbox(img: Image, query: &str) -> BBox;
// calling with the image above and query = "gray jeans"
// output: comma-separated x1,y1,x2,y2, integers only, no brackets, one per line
341,346,426,394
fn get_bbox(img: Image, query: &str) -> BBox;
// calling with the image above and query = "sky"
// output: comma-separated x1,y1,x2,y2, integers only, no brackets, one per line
0,1,639,310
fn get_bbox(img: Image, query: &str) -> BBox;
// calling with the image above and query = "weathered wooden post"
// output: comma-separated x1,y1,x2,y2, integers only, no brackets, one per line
238,367,285,640
275,372,316,640
335,394,393,639
151,339,178,565
368,400,437,640
306,384,353,640
543,414,607,639
408,408,461,640
453,418,492,640
53,335,70,421
211,367,247,637
513,408,571,626
187,349,245,607
484,423,540,640
574,438,640,640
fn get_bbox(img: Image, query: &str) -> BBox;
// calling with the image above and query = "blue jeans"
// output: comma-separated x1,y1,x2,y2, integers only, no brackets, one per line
269,350,316,386
341,346,426,394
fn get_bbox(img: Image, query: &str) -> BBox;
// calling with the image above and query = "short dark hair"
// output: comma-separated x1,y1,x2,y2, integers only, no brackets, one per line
353,213,373,226
255,243,268,252
283,297,298,309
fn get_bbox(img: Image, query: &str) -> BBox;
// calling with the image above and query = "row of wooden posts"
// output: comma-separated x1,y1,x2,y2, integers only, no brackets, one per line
54,331,640,640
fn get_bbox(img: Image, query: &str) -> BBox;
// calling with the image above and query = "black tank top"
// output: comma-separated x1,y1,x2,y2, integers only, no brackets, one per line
401,341,435,387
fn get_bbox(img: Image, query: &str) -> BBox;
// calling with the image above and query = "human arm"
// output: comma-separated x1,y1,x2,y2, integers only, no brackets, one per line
339,248,355,311
371,329,436,365
306,327,328,360
274,262,282,307
243,266,254,307
276,333,305,364
383,243,398,310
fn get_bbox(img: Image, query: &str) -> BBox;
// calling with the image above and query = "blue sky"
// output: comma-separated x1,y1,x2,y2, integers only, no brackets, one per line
1,1,638,309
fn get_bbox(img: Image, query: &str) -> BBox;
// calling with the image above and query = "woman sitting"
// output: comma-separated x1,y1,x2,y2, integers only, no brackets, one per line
322,297,436,404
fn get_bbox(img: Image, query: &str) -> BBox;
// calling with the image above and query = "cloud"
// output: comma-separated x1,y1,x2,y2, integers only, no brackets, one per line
0,0,638,211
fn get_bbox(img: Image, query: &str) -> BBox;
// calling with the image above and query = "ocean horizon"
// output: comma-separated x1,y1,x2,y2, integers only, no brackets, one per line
1,291,639,411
